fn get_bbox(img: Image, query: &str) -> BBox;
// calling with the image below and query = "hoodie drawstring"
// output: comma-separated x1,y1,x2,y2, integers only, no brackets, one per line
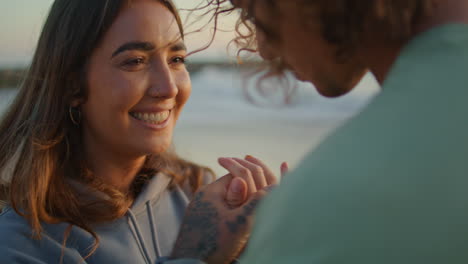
146,201,162,258
128,210,152,264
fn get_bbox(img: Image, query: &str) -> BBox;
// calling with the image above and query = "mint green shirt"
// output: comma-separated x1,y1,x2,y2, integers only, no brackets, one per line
166,24,468,264
241,24,468,263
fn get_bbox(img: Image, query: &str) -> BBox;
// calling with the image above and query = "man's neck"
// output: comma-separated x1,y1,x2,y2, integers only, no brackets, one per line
362,0,468,84
416,0,468,34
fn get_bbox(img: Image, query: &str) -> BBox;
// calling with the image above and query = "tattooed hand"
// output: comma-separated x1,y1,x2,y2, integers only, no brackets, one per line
170,155,288,263
170,174,270,264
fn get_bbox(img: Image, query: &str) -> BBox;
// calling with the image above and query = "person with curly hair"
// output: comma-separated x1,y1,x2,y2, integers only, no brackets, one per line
166,0,468,263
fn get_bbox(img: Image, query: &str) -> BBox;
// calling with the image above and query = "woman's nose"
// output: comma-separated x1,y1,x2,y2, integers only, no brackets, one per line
147,62,178,99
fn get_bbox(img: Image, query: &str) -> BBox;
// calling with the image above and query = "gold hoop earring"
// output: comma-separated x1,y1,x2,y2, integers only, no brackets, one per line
69,106,81,126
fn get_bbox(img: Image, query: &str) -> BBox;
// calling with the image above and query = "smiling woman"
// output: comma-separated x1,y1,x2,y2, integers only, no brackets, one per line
0,0,214,263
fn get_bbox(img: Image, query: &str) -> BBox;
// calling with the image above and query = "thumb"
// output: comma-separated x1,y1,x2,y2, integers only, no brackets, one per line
225,177,248,208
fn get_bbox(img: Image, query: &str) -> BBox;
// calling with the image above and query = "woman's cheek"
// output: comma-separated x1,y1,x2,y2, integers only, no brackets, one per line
176,70,192,104
113,73,147,107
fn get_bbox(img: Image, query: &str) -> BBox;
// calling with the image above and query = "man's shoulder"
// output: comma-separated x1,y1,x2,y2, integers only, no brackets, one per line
244,126,468,263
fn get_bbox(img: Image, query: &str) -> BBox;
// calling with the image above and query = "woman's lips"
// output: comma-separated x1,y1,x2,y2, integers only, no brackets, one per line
130,110,170,124
129,110,172,130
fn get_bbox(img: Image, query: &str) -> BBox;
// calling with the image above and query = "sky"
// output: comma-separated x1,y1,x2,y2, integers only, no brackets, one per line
0,0,239,67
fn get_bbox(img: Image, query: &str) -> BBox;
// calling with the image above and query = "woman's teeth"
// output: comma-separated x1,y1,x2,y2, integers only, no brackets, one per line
131,111,170,124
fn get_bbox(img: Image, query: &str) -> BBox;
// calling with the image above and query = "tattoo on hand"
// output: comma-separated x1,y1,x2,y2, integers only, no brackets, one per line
225,198,260,234
172,192,220,259
173,192,263,261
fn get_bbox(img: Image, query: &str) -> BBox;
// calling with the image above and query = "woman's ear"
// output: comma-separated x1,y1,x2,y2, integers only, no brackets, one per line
70,98,84,108
68,69,88,108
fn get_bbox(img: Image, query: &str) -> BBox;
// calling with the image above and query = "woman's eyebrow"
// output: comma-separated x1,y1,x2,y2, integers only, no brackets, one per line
111,41,156,58
170,41,187,52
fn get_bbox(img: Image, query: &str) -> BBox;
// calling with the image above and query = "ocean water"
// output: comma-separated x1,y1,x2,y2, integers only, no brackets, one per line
176,67,379,175
0,67,380,176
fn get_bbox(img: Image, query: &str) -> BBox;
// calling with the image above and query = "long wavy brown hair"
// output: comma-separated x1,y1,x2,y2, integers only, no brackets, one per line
0,0,212,259
202,0,434,79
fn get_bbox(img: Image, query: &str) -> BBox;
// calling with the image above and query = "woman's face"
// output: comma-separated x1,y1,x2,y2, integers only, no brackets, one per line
82,0,190,158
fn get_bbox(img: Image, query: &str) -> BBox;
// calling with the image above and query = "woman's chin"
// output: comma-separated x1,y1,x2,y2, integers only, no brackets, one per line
128,139,172,158
147,141,172,155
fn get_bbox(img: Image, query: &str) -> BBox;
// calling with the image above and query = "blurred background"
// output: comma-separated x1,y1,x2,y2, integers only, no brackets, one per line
0,0,380,176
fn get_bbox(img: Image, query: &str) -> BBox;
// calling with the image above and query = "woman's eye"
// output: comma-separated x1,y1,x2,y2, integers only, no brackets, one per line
119,57,148,71
171,56,186,65
124,57,146,66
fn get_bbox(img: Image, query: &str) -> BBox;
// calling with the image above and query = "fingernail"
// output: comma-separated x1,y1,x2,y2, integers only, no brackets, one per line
245,155,253,159
230,178,244,193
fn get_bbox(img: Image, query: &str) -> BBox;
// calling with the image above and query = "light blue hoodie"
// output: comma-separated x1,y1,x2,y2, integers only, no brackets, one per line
0,173,210,264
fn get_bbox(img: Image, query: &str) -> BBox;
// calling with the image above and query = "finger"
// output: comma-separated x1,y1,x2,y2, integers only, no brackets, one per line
193,174,235,209
219,157,257,195
204,173,234,196
245,155,277,185
225,177,248,208
232,158,268,190
280,162,289,179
